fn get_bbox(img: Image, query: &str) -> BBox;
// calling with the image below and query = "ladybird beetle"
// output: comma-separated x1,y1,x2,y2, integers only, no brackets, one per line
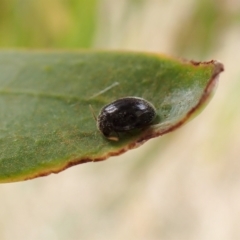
97,97,156,141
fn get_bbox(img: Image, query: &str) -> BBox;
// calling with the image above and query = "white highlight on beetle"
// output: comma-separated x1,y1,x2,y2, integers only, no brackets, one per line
88,82,119,99
105,105,117,113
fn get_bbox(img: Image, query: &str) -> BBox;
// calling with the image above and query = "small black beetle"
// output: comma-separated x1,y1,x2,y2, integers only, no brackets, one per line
97,97,156,141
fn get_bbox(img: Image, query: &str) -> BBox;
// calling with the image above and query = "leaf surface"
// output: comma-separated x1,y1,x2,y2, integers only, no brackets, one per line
0,51,224,183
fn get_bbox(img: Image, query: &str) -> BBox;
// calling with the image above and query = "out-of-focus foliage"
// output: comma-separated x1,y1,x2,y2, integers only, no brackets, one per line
173,0,238,58
0,0,97,48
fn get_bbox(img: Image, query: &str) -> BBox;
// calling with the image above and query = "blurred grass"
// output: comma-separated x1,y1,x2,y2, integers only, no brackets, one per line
0,0,239,53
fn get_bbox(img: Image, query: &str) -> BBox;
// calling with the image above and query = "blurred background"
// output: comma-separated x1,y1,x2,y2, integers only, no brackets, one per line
0,0,240,239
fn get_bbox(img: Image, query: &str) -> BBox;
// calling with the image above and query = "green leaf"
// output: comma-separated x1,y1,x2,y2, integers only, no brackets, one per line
0,51,223,183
